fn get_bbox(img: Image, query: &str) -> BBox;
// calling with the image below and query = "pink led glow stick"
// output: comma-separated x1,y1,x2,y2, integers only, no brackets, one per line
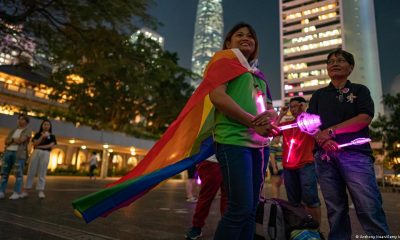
256,92,266,113
338,138,371,148
278,112,321,135
255,95,320,136
286,138,295,162
197,176,202,185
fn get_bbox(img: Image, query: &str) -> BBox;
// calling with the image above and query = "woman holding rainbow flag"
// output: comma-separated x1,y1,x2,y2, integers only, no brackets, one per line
71,23,277,239
210,22,277,240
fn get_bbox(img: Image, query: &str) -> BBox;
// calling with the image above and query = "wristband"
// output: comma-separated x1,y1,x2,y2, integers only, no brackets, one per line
328,128,336,138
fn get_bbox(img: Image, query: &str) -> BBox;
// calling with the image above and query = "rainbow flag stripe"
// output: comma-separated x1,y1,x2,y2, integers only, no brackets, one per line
72,49,261,223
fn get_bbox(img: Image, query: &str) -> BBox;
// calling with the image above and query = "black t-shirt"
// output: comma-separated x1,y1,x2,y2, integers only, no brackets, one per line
32,132,57,151
307,80,374,155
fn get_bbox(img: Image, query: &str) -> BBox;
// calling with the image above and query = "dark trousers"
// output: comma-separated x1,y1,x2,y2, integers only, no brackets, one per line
214,143,269,240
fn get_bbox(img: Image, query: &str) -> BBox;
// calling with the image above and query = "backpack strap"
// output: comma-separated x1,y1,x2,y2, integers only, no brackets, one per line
268,203,278,240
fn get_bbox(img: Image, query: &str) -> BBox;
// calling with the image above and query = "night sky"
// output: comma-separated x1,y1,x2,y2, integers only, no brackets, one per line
149,0,400,100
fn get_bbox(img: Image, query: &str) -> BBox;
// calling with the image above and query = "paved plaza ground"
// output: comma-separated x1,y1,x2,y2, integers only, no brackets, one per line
0,176,399,240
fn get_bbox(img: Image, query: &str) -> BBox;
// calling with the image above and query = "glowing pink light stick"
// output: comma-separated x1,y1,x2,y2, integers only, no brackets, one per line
197,176,202,185
286,138,295,162
338,138,371,148
255,95,320,136
256,92,266,113
278,112,321,135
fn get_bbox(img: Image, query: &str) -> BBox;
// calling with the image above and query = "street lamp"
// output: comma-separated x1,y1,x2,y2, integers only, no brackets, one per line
130,147,136,156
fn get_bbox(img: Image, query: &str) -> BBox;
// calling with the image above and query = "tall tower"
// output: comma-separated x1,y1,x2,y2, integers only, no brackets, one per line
191,0,223,87
279,0,383,115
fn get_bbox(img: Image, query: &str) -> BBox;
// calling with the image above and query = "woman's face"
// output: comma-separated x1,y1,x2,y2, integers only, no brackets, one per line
226,27,256,60
42,122,51,131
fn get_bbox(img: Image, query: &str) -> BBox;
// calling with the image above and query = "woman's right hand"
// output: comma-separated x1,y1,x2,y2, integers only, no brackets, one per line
254,124,279,137
252,109,278,126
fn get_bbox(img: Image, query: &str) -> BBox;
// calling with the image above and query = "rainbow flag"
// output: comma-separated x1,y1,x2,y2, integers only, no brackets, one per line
72,49,266,223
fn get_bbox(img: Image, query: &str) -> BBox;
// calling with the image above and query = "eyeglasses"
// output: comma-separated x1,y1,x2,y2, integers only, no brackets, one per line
327,58,347,65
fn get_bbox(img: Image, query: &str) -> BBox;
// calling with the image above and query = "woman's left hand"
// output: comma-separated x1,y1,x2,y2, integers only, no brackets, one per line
254,123,280,137
252,109,278,126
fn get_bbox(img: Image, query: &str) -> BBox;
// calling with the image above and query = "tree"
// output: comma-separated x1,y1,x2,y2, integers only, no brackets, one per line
370,93,400,168
1,0,196,138
47,32,194,138
0,0,156,64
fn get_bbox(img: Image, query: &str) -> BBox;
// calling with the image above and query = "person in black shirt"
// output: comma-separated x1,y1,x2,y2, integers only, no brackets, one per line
21,119,57,199
308,49,390,239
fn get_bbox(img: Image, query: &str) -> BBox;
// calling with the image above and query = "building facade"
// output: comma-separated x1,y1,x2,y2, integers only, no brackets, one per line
191,0,224,87
280,0,383,115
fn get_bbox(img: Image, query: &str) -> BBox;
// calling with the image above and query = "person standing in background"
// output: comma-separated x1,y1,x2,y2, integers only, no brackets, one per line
0,114,31,200
185,155,227,240
89,151,99,180
21,119,56,199
277,97,321,225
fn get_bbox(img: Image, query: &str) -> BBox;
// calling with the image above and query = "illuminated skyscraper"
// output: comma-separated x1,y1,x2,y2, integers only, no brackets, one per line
130,27,164,48
191,0,223,87
280,0,383,114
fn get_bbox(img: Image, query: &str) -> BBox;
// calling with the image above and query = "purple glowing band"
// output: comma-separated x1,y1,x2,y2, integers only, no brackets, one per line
338,138,371,148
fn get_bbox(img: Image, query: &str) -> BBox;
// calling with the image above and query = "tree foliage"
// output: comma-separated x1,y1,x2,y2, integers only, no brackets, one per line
48,32,194,138
0,0,156,63
1,0,196,138
370,93,400,163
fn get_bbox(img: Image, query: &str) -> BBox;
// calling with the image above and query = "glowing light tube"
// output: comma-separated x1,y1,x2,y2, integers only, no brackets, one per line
286,138,295,162
278,112,321,135
256,92,266,113
338,138,371,148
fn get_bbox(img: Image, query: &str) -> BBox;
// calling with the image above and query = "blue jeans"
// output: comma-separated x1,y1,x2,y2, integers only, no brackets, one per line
0,151,25,193
283,163,320,207
315,150,390,240
214,143,269,240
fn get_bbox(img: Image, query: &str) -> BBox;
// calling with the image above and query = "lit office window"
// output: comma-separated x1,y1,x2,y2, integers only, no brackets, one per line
283,63,308,72
285,4,337,21
319,12,337,20
284,38,342,54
